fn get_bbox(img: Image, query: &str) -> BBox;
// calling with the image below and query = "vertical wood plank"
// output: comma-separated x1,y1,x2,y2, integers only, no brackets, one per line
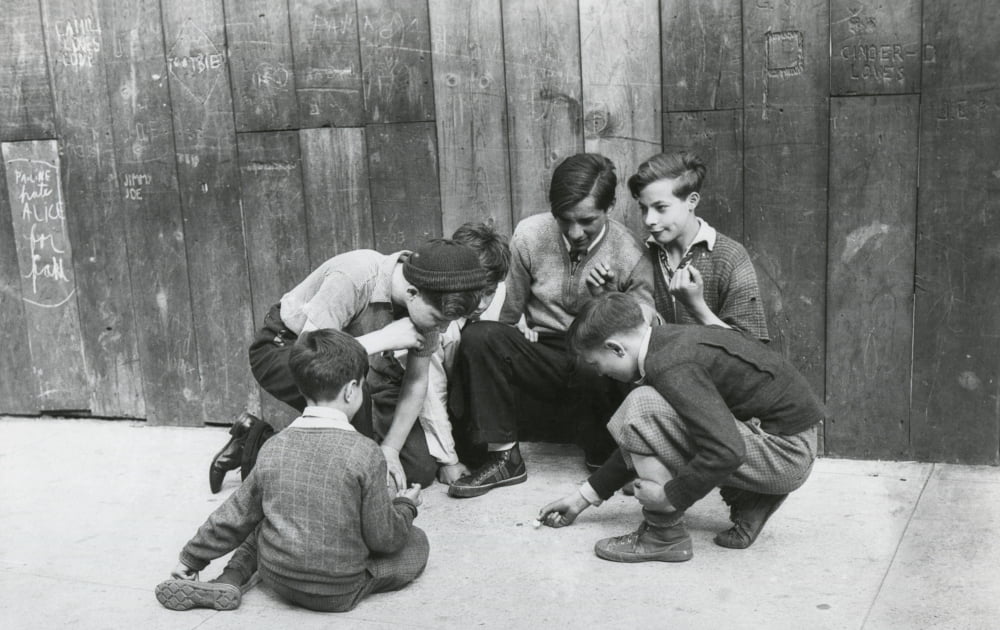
162,0,257,425
0,1,56,141
830,0,921,96
661,0,742,111
41,0,145,417
2,140,89,411
663,109,744,242
580,0,661,238
223,0,298,131
502,0,582,222
912,5,1000,464
742,0,829,400
366,122,441,252
101,0,203,426
299,127,374,265
358,0,435,124
237,130,309,430
429,0,512,236
826,95,918,460
289,0,364,127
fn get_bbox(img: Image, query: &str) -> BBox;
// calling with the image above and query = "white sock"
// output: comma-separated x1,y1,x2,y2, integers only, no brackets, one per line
487,442,516,452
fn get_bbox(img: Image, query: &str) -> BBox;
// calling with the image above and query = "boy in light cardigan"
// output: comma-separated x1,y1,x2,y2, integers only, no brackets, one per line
156,329,427,613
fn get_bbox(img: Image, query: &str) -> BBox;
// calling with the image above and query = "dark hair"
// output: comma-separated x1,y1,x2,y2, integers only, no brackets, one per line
451,222,511,284
288,329,368,403
417,289,481,319
548,153,618,217
627,151,706,200
568,293,646,354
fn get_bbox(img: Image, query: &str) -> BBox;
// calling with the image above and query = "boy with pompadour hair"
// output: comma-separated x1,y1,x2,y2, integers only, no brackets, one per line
157,329,428,613
540,292,822,562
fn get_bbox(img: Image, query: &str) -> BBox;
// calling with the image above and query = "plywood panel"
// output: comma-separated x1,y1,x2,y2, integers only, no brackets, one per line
2,140,89,411
830,0,921,95
663,109,743,242
580,0,661,238
289,0,364,127
358,0,435,123
661,0,742,111
366,122,441,253
826,95,918,460
101,0,202,425
223,0,298,131
299,127,374,265
742,0,829,400
912,3,1000,464
41,0,144,417
0,0,56,141
502,0,582,222
429,0,512,236
162,0,257,425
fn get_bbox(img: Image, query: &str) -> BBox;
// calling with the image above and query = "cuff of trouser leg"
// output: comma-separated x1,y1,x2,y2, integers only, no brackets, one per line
642,507,685,527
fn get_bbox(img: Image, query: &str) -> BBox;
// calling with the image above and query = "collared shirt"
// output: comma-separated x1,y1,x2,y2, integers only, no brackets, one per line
647,219,717,279
635,325,653,383
288,406,356,432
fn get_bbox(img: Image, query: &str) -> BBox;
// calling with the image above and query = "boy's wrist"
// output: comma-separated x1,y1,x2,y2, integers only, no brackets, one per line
578,482,603,507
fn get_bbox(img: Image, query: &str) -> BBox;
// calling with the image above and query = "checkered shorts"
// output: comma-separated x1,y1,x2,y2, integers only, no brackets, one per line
608,386,817,494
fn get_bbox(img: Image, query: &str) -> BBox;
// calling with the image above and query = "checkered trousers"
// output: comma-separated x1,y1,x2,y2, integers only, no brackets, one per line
608,386,817,495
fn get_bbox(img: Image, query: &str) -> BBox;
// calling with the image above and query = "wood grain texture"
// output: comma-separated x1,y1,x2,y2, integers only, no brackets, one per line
41,0,145,417
366,122,441,253
2,140,89,411
162,0,257,425
299,127,374,266
429,0,512,237
289,0,364,127
826,95,917,460
830,0,921,96
661,0,742,111
358,0,435,123
580,0,661,238
502,0,583,223
101,0,202,425
663,109,743,242
912,3,1000,464
0,0,56,141
223,0,298,131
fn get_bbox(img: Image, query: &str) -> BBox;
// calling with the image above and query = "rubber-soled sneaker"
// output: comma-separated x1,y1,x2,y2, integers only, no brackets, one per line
155,579,241,611
714,489,788,549
594,520,693,563
448,444,527,498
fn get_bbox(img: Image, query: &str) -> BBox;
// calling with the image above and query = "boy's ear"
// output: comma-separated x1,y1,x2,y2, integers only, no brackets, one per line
605,340,627,358
405,285,420,300
687,192,701,209
343,379,359,403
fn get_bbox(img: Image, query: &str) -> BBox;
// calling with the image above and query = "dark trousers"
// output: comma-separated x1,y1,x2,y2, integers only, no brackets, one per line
450,321,621,462
245,304,437,487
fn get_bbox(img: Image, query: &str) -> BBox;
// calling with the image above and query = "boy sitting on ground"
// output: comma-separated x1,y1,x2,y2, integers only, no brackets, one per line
156,329,427,612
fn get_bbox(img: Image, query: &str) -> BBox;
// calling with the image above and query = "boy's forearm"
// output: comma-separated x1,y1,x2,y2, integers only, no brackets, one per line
356,330,391,355
382,356,430,451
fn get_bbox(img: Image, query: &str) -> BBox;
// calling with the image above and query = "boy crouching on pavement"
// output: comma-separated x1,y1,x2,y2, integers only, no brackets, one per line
157,329,427,612
540,292,822,562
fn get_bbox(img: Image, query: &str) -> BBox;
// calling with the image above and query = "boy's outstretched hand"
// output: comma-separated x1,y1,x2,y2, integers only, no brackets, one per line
585,261,616,296
537,490,591,528
397,483,423,506
170,562,198,580
382,445,407,492
438,462,470,485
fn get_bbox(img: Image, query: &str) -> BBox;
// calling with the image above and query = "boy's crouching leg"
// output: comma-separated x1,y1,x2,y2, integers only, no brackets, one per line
155,579,242,611
594,509,693,563
713,489,788,549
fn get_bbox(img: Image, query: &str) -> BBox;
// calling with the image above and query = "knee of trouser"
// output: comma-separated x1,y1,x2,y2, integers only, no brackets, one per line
408,526,430,573
406,458,438,489
458,321,512,356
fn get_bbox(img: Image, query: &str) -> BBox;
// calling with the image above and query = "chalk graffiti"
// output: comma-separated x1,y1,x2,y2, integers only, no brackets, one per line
839,43,914,85
122,172,152,200
166,20,225,104
54,16,101,69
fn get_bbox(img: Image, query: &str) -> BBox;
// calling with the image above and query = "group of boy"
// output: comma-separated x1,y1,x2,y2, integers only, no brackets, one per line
156,151,825,614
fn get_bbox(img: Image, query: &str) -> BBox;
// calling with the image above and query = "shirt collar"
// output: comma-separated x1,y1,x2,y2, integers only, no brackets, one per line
645,218,717,253
290,406,356,431
372,251,407,304
635,326,653,383
562,223,607,253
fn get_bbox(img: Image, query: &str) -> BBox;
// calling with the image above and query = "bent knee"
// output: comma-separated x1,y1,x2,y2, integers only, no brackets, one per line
459,321,517,354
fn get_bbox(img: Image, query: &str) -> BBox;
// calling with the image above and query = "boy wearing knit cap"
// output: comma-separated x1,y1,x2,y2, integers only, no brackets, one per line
207,238,489,493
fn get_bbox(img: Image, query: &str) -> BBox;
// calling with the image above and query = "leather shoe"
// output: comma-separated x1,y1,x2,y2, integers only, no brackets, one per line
209,412,259,494
714,487,788,549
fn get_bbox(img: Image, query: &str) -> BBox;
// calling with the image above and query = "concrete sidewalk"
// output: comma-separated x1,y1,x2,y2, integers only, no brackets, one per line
0,417,997,629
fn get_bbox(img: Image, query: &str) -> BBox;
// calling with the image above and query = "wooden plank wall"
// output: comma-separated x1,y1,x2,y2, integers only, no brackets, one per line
0,0,996,465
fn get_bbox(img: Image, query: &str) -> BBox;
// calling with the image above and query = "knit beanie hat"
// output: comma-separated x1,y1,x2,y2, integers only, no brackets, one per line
403,239,489,292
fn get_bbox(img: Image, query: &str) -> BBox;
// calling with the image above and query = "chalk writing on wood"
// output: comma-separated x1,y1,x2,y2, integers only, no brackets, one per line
0,2,56,141
53,16,102,69
166,21,226,104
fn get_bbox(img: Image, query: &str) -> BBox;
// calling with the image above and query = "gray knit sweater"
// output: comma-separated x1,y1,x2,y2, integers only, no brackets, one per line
499,213,654,333
179,427,417,597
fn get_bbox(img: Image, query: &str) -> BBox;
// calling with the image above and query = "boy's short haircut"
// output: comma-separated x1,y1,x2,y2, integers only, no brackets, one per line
289,329,369,403
549,153,618,217
403,238,490,319
627,151,707,200
568,293,646,354
451,222,511,285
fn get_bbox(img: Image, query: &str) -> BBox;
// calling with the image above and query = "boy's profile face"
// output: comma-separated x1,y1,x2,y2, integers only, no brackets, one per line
553,196,608,253
407,291,455,332
638,178,700,247
578,341,639,383
470,282,499,319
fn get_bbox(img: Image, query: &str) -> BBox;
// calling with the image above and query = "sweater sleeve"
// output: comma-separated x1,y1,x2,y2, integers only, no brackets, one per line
499,228,531,325
359,453,417,554
621,250,656,317
715,247,769,342
179,470,265,571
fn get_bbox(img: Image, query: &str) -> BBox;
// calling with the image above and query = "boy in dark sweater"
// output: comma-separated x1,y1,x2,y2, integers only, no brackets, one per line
156,329,428,612
540,293,822,562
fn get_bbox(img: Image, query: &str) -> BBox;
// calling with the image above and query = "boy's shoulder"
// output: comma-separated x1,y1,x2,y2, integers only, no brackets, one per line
264,427,383,470
513,212,557,236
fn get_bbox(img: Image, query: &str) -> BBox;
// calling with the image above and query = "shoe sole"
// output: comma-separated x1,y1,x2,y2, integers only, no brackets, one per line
594,544,693,563
447,470,527,498
155,580,241,611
